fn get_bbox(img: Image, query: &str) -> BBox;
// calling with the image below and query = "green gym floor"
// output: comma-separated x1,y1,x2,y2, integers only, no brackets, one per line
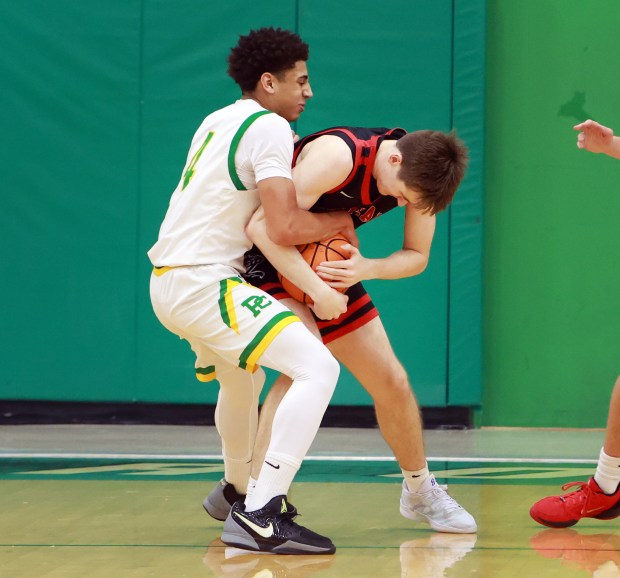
1,425,618,577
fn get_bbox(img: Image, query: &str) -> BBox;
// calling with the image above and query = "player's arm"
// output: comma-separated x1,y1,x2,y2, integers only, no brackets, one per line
315,205,435,288
291,135,354,208
246,209,347,319
574,120,620,159
258,177,355,246
258,135,357,244
252,135,357,286
247,136,355,318
248,116,355,246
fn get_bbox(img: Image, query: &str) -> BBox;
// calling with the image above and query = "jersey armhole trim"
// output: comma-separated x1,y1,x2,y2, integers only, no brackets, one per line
228,110,274,190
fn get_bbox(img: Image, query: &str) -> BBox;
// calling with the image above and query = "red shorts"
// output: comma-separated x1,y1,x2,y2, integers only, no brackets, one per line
243,246,379,344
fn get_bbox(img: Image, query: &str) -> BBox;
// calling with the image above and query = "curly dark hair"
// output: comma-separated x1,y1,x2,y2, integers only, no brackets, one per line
396,130,468,215
228,27,309,92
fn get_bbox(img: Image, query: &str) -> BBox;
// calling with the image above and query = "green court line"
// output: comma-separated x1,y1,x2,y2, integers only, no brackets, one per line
0,452,599,464
0,458,596,485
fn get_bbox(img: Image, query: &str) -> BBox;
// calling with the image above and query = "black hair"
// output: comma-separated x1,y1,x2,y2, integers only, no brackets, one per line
228,27,309,92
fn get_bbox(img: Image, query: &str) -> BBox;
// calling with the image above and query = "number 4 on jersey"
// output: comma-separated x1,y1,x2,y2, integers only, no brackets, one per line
182,131,214,190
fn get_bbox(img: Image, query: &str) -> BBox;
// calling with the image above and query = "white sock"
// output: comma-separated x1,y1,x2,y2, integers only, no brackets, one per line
245,452,301,511
594,447,620,495
402,464,430,493
246,476,257,498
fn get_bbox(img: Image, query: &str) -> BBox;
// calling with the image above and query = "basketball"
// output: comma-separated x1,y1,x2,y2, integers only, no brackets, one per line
278,235,350,304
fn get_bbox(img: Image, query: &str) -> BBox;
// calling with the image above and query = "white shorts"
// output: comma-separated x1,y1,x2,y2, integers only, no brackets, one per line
150,265,301,382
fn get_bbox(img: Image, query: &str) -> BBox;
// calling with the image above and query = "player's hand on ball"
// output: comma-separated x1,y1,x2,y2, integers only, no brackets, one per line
310,287,348,321
316,244,370,288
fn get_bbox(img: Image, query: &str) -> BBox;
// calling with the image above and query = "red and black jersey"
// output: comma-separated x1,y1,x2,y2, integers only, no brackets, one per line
243,126,407,344
293,126,407,228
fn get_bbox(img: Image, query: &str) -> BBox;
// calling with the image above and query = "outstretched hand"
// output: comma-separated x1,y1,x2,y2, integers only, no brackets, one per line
315,244,371,289
573,120,614,154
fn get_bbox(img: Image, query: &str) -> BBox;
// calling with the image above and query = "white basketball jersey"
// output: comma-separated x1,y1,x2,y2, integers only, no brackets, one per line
148,99,293,274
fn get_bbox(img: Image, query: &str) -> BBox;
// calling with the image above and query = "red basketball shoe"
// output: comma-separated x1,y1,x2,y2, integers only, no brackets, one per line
530,477,620,528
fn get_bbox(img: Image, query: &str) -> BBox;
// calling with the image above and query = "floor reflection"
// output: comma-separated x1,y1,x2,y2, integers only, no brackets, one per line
531,528,620,577
202,532,478,578
203,538,336,577
399,533,477,577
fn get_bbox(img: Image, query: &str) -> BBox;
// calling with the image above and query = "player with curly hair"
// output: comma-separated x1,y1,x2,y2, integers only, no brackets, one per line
148,27,357,554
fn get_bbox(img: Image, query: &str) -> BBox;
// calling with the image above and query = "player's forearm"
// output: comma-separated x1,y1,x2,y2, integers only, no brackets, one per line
266,209,351,246
258,177,355,246
365,249,429,281
604,136,620,159
248,214,332,303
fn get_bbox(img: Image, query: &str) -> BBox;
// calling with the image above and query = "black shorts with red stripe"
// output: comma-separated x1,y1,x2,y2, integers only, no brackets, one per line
242,246,379,344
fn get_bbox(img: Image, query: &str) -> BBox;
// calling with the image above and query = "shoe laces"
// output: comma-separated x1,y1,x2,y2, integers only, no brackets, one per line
278,502,299,523
275,509,302,535
559,481,591,514
427,487,463,513
282,509,297,521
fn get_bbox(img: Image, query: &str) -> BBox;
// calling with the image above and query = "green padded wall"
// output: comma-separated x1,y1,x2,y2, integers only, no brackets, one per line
296,0,451,406
483,0,620,427
1,1,142,401
0,1,485,409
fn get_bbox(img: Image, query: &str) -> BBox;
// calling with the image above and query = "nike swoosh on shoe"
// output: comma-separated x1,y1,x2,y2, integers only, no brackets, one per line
233,512,274,538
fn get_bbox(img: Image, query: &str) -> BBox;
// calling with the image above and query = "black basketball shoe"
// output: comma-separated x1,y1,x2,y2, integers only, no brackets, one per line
203,478,246,521
203,479,299,521
221,495,335,555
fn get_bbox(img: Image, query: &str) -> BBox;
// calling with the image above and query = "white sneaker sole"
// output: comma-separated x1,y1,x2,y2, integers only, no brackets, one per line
400,505,477,534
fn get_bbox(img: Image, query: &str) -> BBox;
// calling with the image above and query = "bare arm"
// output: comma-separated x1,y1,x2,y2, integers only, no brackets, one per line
248,137,356,319
291,136,355,208
257,176,356,246
246,209,348,319
316,205,435,288
574,120,620,159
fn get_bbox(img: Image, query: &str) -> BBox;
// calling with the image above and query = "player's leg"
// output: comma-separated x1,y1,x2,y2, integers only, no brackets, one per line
204,244,324,518
221,319,339,554
206,281,338,554
603,375,620,457
327,316,476,533
593,376,620,494
327,316,425,471
530,375,620,528
201,361,265,520
204,299,317,513
151,268,257,518
245,315,336,504
154,268,337,553
247,299,319,484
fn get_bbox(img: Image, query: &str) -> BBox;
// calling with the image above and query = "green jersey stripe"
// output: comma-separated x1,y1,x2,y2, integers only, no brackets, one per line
227,110,273,190
238,311,298,369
